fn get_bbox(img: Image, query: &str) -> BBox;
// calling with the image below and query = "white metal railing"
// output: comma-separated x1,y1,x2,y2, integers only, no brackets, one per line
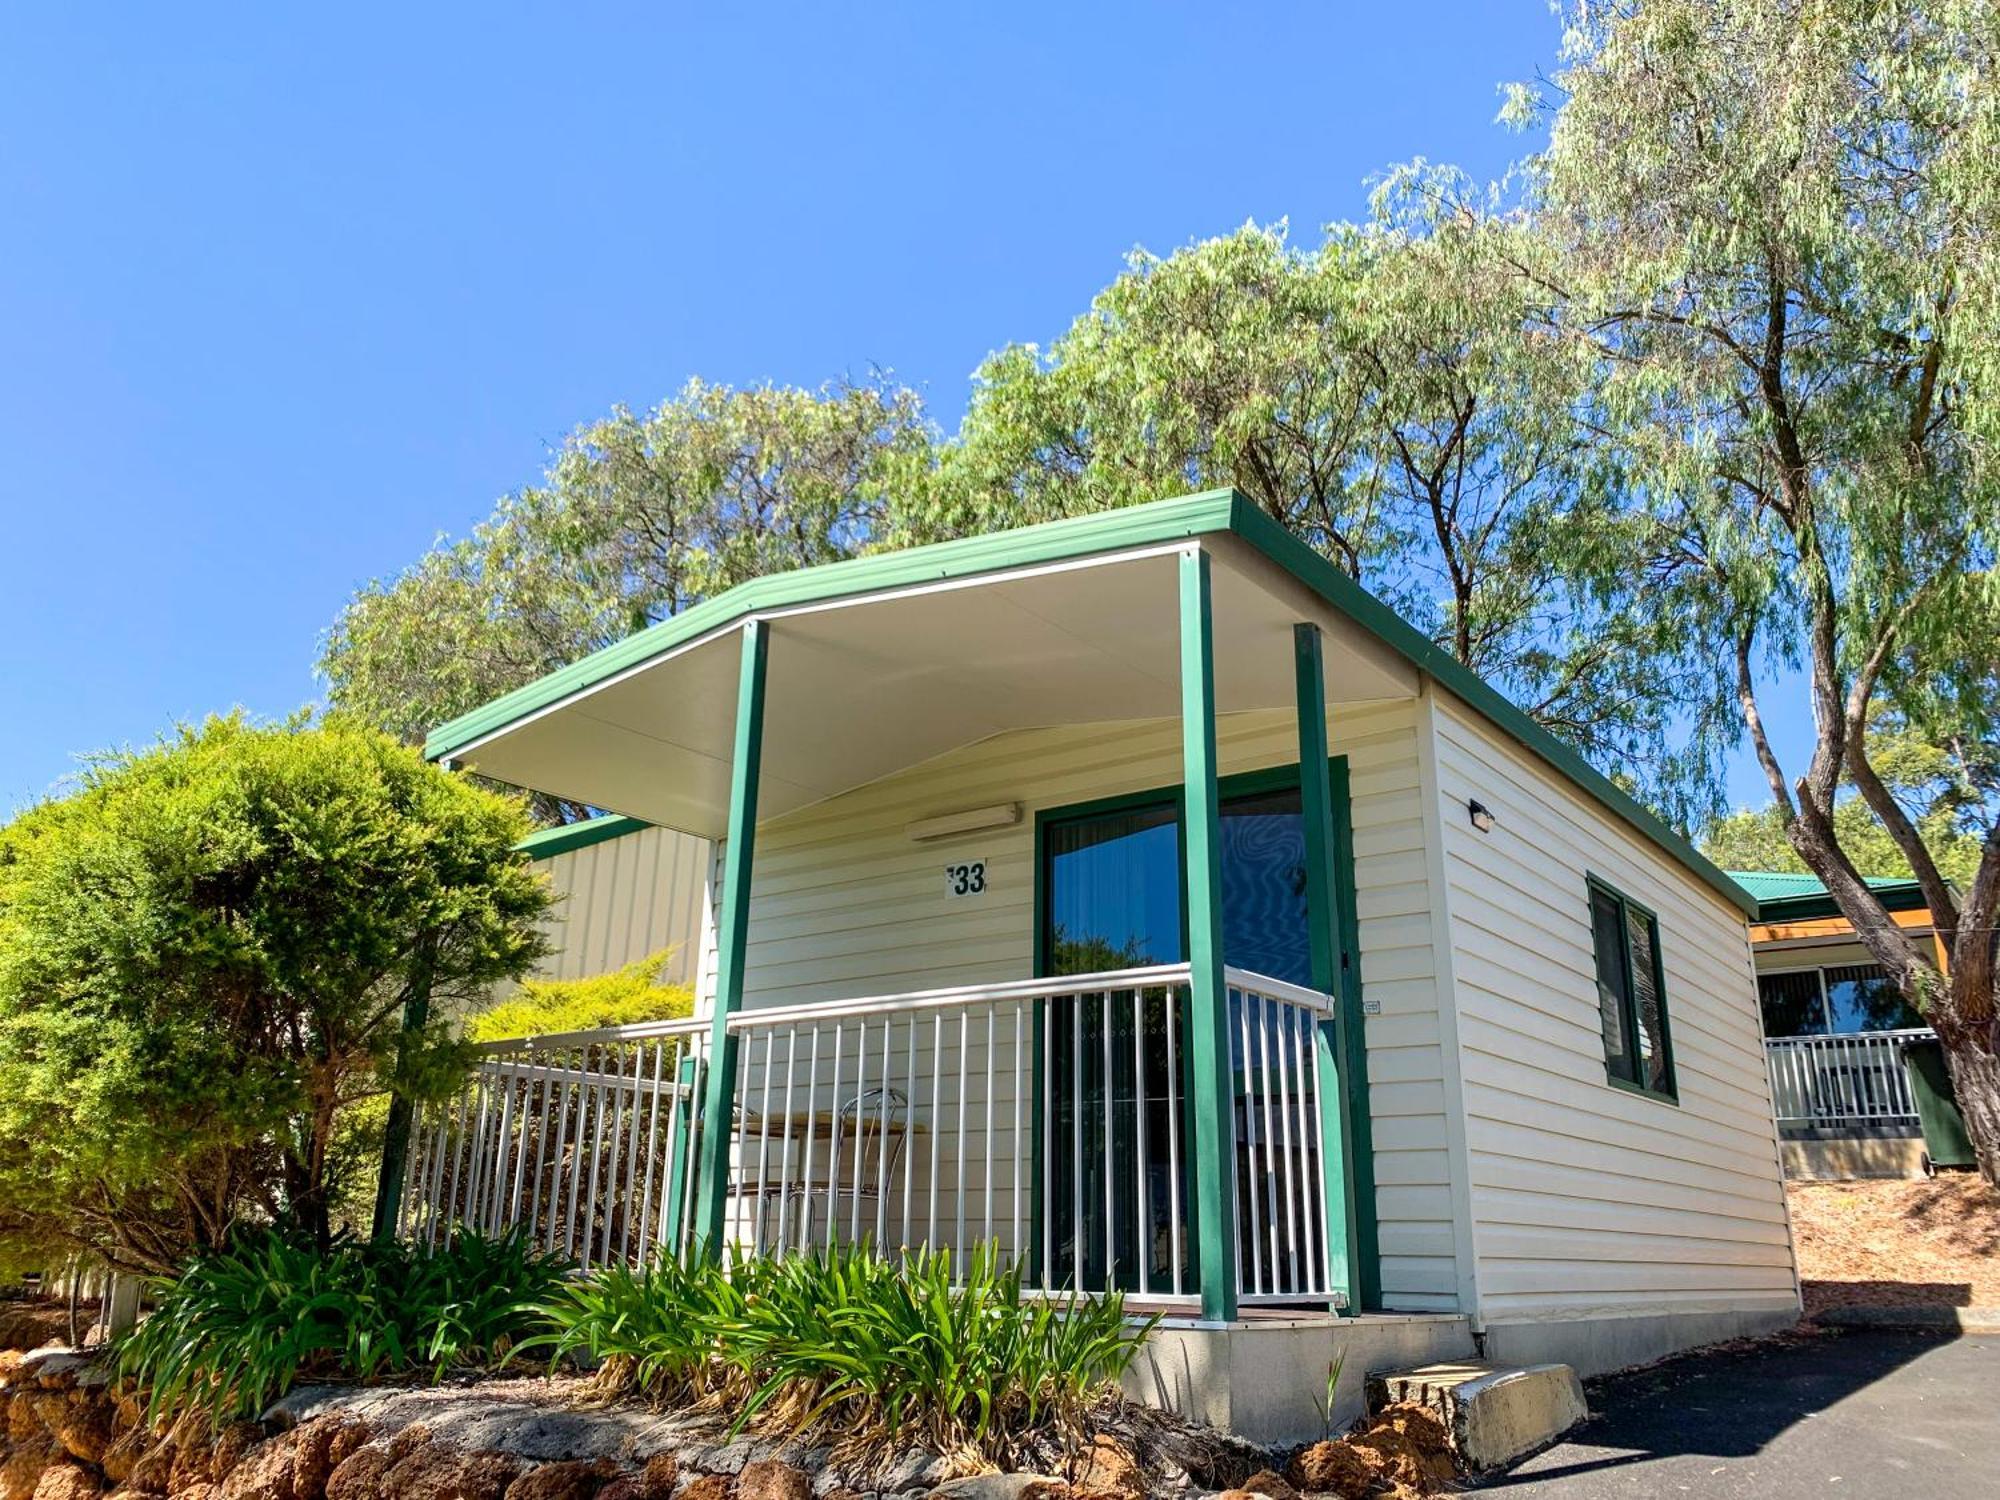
1227,969,1341,1304
1765,1028,1931,1126
399,1017,712,1267
402,964,1342,1306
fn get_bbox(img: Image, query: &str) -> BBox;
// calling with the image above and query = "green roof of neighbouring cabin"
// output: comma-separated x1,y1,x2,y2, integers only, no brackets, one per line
1728,869,1929,923
434,489,1759,918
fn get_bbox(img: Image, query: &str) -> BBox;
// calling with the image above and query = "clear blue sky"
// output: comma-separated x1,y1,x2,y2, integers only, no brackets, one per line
0,2,1806,821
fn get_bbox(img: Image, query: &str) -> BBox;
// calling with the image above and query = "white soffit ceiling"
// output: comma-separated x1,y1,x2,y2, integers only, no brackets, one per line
458,541,1418,836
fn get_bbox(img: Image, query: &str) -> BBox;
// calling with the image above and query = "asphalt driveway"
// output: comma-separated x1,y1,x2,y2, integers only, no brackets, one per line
1478,1327,1995,1498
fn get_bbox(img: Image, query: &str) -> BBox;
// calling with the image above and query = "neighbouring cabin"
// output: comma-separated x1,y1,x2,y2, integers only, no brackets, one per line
397,490,1799,1441
514,816,709,989
1738,871,1941,1181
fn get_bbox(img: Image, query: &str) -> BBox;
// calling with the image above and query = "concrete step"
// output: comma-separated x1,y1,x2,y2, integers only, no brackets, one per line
1366,1360,1587,1472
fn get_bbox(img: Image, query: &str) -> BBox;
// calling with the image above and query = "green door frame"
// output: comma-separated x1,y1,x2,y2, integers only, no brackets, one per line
1028,751,1380,1312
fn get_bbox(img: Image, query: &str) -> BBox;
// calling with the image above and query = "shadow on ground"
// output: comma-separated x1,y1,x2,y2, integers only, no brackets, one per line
1803,1277,1972,1312
1475,1327,1988,1495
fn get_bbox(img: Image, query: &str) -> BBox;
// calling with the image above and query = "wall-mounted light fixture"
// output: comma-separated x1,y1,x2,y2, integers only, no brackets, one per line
1468,798,1497,834
905,802,1022,843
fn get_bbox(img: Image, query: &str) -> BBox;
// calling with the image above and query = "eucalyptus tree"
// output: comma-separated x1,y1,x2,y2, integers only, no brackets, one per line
321,375,936,819
1703,716,1994,885
1519,0,2000,1174
894,210,1710,816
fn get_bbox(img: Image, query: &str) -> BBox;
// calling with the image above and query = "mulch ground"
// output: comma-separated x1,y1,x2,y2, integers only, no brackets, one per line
1787,1174,2000,1314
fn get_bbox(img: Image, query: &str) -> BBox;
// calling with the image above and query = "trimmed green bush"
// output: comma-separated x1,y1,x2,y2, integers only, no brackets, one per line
117,1227,570,1425
470,949,692,1042
530,1244,1153,1456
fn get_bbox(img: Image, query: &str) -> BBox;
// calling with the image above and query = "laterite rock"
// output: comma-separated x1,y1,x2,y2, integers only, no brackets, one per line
125,1440,177,1499
672,1477,727,1500
637,1458,677,1500
733,1461,808,1500
324,1450,392,1500
500,1459,618,1500
101,1430,154,1487
1,1439,61,1500
32,1463,105,1500
455,1455,528,1500
218,1437,298,1500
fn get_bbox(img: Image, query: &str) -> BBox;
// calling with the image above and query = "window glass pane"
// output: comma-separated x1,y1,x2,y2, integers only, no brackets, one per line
1045,803,1182,975
1757,971,1827,1037
1218,786,1314,989
1823,964,1923,1033
1590,887,1633,1081
1625,907,1671,1093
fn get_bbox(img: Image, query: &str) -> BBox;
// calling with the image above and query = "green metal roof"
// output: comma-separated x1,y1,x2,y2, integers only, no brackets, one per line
1728,868,1928,922
434,489,1759,918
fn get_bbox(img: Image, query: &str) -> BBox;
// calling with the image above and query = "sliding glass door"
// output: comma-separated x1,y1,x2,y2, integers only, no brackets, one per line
1036,769,1330,1295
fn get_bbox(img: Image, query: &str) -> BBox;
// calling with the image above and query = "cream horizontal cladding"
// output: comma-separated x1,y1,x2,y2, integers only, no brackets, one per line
700,700,1462,1313
1427,692,1799,1327
530,823,709,987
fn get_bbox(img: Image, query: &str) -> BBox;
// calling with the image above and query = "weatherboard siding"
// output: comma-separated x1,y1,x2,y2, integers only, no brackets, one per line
1427,694,1799,1326
698,703,1461,1312
528,823,709,988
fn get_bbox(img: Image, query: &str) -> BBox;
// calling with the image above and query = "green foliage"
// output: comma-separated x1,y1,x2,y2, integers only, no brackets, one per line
1518,0,2000,1047
469,949,692,1043
1703,716,1994,885
529,1245,1151,1460
323,212,1717,824
116,1227,569,1427
1704,801,1988,887
320,377,936,819
0,716,554,1273
896,209,1707,815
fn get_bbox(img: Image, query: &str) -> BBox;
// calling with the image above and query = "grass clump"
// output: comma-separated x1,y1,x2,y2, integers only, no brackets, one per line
531,1243,1153,1462
117,1226,570,1425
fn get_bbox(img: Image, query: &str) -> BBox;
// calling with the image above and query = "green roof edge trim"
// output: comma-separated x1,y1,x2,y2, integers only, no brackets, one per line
1725,869,1930,923
429,486,1756,919
515,813,652,861
425,488,1241,761
1219,498,1758,918
1753,885,1928,924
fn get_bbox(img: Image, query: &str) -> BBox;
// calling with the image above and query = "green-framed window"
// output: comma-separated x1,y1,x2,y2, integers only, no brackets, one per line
1586,876,1677,1102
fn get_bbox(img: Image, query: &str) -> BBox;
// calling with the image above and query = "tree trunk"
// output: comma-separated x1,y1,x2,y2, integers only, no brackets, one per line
1934,1004,2000,1189
1933,1015,2000,1187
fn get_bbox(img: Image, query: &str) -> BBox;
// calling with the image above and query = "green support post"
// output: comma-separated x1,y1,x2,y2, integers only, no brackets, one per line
1179,547,1238,1323
691,619,769,1256
1294,623,1362,1312
661,1053,703,1253
371,945,436,1243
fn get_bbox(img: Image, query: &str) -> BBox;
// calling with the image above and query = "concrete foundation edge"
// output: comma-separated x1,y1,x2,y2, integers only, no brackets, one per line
1782,1136,1925,1180
1121,1315,1477,1448
1481,1305,1801,1380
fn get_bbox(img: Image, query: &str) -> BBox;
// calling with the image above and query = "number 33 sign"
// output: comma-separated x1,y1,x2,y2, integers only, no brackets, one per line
943,859,987,899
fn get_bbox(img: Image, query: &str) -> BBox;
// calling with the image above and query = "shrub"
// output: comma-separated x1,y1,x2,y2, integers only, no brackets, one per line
530,1244,1153,1459
470,949,692,1042
0,715,553,1271
117,1227,570,1425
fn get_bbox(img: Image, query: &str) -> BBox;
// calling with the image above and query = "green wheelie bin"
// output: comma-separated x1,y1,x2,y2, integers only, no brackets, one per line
1901,1035,1976,1174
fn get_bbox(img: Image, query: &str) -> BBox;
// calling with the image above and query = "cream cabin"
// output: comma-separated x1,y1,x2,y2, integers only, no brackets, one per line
397,491,1799,1440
